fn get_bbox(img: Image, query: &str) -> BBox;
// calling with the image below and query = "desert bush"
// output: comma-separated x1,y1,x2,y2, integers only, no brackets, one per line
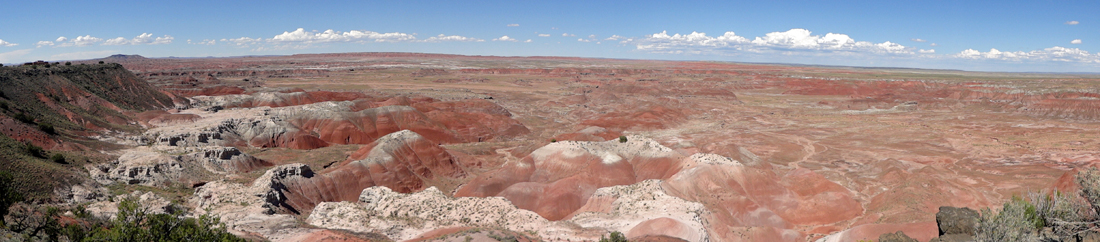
975,197,1041,242
619,136,627,143
12,112,34,124
0,171,24,225
84,198,245,241
64,62,71,66
98,61,104,64
975,168,1100,241
600,231,629,242
24,142,45,158
50,153,66,164
38,123,56,135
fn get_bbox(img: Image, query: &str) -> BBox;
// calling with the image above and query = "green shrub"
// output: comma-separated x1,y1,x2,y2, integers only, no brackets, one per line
551,139,557,143
98,61,104,64
85,198,245,241
50,153,66,164
64,62,71,66
38,123,56,135
25,142,45,158
619,136,627,143
600,231,628,242
975,197,1040,242
13,112,34,124
0,171,25,224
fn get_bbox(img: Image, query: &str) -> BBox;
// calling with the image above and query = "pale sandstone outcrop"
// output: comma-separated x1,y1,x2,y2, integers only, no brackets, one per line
306,179,708,241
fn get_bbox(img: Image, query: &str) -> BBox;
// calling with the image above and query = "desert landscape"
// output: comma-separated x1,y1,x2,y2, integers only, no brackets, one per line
2,52,1100,241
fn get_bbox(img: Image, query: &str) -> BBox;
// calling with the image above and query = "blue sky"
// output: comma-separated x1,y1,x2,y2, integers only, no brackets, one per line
1,0,1097,72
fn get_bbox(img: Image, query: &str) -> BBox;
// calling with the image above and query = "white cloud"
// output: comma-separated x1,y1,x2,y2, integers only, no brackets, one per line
493,36,517,42
629,28,919,56
538,34,550,37
421,34,484,42
930,43,938,47
221,37,262,46
70,35,103,46
911,38,927,42
45,35,103,47
0,49,32,63
1071,39,1082,44
919,49,935,53
102,33,174,45
578,38,591,42
525,39,532,43
953,46,1099,63
0,39,16,47
606,35,625,40
1066,21,1080,25
507,24,519,27
188,39,216,45
628,29,914,57
50,50,118,60
562,33,575,37
271,28,416,43
42,35,103,47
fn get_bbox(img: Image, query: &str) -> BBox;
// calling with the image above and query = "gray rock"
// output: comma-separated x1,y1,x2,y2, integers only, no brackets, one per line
937,206,980,236
878,231,918,242
929,233,974,242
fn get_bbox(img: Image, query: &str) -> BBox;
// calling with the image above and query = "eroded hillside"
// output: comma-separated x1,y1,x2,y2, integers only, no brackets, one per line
6,53,1100,242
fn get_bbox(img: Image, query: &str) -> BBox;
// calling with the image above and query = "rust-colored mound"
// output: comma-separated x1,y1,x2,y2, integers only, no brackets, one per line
627,217,699,241
273,130,465,214
136,110,201,127
223,91,371,109
454,136,689,220
253,101,527,149
661,156,862,241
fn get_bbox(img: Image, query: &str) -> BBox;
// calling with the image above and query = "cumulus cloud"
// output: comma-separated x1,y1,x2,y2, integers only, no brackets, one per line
493,36,517,42
221,37,263,46
919,49,935,53
629,29,913,56
271,28,416,43
507,24,519,27
954,46,1099,63
538,34,550,37
525,39,532,43
930,43,938,47
43,35,103,47
1072,39,1082,44
562,33,575,37
911,38,927,42
578,38,591,42
1066,21,1080,25
606,35,625,40
188,39,216,45
421,34,484,42
0,39,16,47
103,33,173,45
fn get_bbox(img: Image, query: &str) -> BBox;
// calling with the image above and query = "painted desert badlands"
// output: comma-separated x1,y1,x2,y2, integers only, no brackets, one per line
5,52,1100,241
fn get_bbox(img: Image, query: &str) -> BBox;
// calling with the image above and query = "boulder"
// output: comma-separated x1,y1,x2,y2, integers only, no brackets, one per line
878,231,919,242
936,206,979,236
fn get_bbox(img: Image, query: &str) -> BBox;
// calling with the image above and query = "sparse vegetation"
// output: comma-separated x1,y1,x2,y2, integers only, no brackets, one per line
975,168,1100,241
24,142,45,158
38,123,56,135
0,171,25,226
50,153,66,164
618,136,627,143
600,231,628,242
